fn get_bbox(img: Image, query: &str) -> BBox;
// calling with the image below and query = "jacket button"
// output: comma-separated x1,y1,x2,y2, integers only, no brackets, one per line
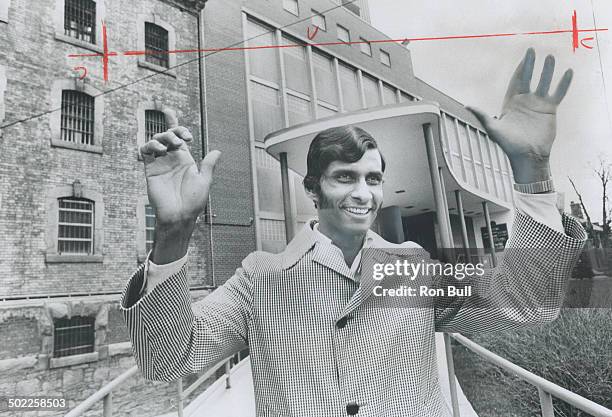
336,316,348,329
346,402,359,415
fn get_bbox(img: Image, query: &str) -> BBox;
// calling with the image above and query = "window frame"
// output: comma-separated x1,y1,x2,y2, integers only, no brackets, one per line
57,197,95,255
137,14,176,76
282,0,299,16
144,22,170,69
311,9,326,31
337,24,350,44
50,79,104,153
45,185,104,263
53,0,105,53
380,50,391,67
53,316,95,358
359,37,372,56
136,101,171,159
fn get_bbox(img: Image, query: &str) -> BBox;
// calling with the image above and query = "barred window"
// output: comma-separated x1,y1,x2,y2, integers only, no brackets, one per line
54,316,95,358
145,22,169,68
145,110,167,141
61,90,95,145
64,0,96,44
58,198,94,255
145,204,156,253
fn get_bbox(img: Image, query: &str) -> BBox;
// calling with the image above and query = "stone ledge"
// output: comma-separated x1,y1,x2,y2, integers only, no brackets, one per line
0,355,38,372
49,351,99,369
45,254,104,263
137,59,176,77
108,342,133,357
50,138,104,154
54,32,104,54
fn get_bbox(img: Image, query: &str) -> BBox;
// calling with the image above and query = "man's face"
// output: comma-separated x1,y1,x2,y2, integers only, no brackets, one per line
312,149,384,237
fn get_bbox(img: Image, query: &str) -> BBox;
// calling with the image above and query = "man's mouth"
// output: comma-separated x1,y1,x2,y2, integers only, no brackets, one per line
343,207,372,216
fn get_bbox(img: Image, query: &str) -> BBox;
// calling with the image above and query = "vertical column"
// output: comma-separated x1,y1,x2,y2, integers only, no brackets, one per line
455,190,471,262
423,123,453,249
280,152,296,242
357,69,367,109
333,58,345,112
276,29,289,127
306,45,318,119
438,167,454,246
482,201,497,267
379,206,405,244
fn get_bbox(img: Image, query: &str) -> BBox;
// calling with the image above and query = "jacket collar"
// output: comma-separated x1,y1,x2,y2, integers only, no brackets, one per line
281,220,394,275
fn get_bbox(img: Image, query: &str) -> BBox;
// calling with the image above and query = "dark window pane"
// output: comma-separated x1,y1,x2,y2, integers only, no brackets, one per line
145,22,169,68
64,0,96,44
145,110,167,141
53,316,95,358
58,198,94,255
61,90,95,145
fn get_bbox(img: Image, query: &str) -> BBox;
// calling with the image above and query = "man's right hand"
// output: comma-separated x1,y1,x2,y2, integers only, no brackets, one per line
140,108,221,264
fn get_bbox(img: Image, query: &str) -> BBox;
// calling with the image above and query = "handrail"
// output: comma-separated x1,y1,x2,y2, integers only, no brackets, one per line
176,354,238,417
64,365,139,417
446,333,612,417
64,353,239,417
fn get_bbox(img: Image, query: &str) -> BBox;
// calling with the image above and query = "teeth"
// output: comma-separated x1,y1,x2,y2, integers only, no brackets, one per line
345,207,370,215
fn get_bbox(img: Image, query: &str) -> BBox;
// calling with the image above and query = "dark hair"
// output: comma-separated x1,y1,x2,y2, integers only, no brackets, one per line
303,125,386,194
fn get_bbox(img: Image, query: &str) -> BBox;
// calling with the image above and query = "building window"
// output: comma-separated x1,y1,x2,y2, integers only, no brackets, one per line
337,25,350,44
58,198,94,255
359,37,372,56
145,22,169,69
64,0,96,44
145,204,156,253
51,80,104,153
60,90,95,146
311,10,326,31
53,316,95,358
380,50,391,67
342,1,361,17
145,109,167,141
283,0,299,15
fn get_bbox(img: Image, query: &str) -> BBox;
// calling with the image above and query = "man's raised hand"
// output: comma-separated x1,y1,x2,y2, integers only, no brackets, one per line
467,48,573,184
140,108,221,227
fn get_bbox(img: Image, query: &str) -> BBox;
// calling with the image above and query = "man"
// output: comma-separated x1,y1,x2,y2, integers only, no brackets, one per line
121,49,586,416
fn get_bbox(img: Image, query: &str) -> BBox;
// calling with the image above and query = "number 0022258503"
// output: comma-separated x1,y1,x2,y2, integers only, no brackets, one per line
1,397,68,411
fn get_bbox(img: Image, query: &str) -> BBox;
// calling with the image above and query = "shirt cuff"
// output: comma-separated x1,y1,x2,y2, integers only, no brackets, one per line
141,250,190,295
513,190,564,234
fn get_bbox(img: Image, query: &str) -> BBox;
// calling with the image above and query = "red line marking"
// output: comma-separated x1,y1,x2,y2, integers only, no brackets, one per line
73,66,88,80
307,25,319,40
102,20,109,81
572,10,579,52
581,37,594,49
67,26,608,59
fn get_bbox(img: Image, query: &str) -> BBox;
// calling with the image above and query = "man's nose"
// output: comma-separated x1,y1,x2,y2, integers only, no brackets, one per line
350,178,371,202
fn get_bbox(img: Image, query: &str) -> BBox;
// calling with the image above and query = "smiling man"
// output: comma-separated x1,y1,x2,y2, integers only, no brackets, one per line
121,50,586,416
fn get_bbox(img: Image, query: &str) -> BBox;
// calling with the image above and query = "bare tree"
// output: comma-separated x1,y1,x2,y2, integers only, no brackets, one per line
568,157,612,247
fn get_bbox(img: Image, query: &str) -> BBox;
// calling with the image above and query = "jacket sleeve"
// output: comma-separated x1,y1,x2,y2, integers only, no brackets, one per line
119,259,253,381
434,211,587,333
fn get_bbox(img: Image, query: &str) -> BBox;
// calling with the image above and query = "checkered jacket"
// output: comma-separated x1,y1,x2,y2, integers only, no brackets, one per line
121,211,586,417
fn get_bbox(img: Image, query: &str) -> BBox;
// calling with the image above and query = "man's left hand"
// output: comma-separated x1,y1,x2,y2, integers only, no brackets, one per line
468,48,573,184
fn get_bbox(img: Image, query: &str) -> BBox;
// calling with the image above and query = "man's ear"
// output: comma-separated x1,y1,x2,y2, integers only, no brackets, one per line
303,184,319,208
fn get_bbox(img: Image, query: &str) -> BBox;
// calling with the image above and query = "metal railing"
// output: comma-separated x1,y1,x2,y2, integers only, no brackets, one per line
443,333,612,417
175,354,236,417
64,365,139,417
64,355,237,417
